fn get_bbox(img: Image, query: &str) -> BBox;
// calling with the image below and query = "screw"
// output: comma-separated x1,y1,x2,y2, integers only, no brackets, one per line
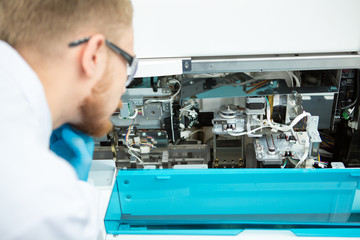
184,61,190,69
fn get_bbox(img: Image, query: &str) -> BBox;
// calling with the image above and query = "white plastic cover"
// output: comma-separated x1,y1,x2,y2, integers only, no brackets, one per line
133,0,360,58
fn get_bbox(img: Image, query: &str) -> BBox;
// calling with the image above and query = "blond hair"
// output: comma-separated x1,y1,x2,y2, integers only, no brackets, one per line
0,0,133,54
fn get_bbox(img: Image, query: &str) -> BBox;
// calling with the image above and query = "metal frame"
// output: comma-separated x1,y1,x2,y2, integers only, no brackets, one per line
182,53,360,74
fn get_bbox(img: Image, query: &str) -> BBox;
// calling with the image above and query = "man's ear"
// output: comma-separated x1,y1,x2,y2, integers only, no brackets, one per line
80,34,107,80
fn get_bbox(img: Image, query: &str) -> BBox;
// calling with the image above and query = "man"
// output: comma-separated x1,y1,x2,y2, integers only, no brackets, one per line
0,0,135,239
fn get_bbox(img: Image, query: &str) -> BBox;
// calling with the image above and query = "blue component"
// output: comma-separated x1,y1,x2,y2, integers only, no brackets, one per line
105,169,360,237
291,228,360,237
106,229,244,236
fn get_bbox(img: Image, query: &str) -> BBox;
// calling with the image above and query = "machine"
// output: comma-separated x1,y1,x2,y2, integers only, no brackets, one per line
88,0,360,239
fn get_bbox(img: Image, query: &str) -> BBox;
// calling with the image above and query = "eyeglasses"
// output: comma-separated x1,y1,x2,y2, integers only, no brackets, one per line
68,37,138,87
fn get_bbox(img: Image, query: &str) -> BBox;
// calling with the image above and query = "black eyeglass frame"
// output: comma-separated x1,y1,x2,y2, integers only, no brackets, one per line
68,37,138,87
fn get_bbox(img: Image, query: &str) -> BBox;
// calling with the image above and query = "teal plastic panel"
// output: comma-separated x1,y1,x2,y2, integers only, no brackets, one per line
105,169,360,237
291,228,360,237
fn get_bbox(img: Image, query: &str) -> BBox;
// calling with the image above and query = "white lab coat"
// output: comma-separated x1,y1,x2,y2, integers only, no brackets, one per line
0,41,100,239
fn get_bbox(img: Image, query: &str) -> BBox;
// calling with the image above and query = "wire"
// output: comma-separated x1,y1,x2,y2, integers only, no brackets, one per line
227,125,268,136
247,79,268,88
340,70,359,110
123,126,140,153
188,129,205,139
225,97,310,137
125,126,131,142
288,157,299,166
221,74,288,87
295,148,309,168
287,71,301,87
127,108,138,119
245,80,269,94
169,98,175,142
142,79,181,143
268,99,307,137
321,138,334,146
218,78,260,87
265,97,311,132
322,136,334,142
128,149,143,163
251,72,295,87
144,79,181,104
319,149,333,157
281,159,288,169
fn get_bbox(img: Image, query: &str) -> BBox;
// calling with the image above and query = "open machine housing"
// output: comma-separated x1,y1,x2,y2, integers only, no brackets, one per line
90,0,360,238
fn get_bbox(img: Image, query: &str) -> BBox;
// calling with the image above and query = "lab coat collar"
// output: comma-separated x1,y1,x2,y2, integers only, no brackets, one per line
0,40,52,146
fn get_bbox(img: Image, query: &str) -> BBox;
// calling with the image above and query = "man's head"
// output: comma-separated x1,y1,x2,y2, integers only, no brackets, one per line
0,0,134,137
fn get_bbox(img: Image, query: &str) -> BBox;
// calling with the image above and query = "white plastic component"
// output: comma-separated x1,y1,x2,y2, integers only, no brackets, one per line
173,164,208,169
126,139,133,146
140,146,151,154
133,0,360,59
296,132,308,145
133,137,141,145
331,162,346,169
143,165,157,169
348,120,359,130
305,159,315,168
180,130,192,139
135,58,184,78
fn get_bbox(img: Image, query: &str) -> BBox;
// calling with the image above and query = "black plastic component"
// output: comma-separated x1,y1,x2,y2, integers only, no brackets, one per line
127,78,143,88
287,135,296,142
203,78,217,90
150,77,158,92
284,151,292,157
336,70,359,120
277,134,286,139
272,105,287,124
198,112,214,126
164,103,181,143
246,103,265,110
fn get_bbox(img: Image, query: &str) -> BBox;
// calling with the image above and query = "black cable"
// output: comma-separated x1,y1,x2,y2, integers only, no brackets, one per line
340,70,359,110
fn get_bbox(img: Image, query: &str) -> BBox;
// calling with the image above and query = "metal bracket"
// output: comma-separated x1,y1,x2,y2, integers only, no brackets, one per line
182,59,192,72
185,53,360,74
